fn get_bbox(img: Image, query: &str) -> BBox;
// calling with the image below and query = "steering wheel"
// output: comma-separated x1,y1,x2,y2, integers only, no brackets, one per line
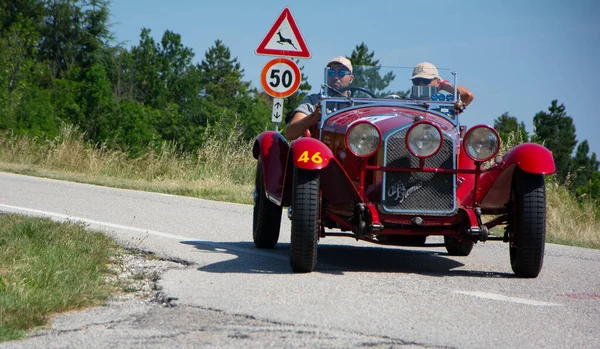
341,86,377,98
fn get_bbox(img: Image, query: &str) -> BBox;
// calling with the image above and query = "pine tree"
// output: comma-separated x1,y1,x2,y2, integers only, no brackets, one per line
199,39,249,106
531,100,577,182
347,42,396,97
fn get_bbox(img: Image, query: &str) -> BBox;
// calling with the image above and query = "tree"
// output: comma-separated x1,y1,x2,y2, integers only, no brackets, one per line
129,28,163,108
347,42,396,97
38,0,85,79
570,140,599,194
199,39,250,106
0,0,45,36
493,112,528,145
79,0,112,71
531,100,577,182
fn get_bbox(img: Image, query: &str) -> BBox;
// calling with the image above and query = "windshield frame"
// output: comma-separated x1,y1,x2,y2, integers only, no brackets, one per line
317,66,462,134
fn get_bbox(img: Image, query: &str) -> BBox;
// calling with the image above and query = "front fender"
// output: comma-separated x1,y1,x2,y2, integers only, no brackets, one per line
291,137,334,170
503,143,555,174
253,131,290,205
474,143,554,210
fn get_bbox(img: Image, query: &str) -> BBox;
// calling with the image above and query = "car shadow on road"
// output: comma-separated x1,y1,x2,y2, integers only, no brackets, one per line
180,240,514,278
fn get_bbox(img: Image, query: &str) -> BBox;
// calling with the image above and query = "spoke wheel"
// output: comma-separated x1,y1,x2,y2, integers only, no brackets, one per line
509,169,546,278
290,167,320,273
252,156,282,248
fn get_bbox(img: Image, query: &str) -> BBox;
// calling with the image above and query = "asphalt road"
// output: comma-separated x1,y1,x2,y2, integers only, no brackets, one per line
0,172,598,349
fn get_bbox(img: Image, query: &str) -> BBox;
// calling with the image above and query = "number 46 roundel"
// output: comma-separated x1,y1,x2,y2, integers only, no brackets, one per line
260,58,301,98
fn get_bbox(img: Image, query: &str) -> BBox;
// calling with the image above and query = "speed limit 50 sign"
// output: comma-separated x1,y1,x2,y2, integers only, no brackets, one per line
260,58,301,98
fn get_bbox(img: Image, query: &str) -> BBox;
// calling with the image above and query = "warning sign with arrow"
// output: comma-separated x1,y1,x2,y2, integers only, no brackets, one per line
255,7,311,58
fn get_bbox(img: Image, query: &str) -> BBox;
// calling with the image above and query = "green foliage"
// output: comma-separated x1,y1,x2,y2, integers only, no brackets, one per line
493,112,528,144
531,100,577,183
570,140,600,199
200,39,250,105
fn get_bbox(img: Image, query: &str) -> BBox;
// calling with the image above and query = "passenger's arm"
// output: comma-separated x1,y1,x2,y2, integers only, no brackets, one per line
437,79,474,106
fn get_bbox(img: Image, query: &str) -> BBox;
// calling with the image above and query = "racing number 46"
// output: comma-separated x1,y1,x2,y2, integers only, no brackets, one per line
297,151,322,164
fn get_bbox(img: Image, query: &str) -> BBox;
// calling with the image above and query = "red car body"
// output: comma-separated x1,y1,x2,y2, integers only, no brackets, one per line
252,71,555,278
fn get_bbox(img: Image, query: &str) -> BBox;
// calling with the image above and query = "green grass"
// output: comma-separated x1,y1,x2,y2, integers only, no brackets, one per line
0,214,116,342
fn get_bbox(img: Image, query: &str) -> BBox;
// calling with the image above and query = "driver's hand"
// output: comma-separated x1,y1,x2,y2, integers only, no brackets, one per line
310,104,322,124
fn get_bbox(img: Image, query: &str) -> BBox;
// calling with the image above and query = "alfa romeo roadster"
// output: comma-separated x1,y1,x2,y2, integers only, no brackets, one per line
252,65,555,278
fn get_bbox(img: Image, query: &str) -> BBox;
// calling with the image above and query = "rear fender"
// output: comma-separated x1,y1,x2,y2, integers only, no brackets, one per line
291,137,334,170
253,131,290,205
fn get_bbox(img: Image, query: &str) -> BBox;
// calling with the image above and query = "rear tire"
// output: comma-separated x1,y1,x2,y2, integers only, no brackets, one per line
444,236,474,256
253,156,282,248
290,167,320,273
509,169,546,278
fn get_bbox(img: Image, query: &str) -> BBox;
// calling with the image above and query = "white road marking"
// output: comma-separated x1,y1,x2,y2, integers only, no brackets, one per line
0,203,193,240
456,290,562,306
0,203,289,262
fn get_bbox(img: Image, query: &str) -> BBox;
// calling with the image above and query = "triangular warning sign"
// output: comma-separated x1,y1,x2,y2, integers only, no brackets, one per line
255,8,311,58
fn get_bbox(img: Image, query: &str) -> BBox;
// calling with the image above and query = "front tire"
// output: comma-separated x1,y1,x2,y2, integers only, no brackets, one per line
253,156,282,248
509,169,546,278
290,167,320,273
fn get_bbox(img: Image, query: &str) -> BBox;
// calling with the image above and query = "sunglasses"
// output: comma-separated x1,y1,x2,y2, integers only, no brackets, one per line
327,69,351,78
412,78,433,85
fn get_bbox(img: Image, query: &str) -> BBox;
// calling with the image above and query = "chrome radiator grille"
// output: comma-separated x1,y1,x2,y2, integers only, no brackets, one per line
381,127,456,215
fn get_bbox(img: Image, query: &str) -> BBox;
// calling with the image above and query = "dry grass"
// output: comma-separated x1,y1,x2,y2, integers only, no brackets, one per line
0,124,255,204
500,131,600,249
546,178,600,248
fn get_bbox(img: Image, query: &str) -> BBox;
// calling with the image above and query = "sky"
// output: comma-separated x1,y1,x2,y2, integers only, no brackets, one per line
109,0,600,156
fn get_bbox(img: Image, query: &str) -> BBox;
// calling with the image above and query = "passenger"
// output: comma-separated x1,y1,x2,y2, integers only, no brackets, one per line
410,62,474,107
285,56,354,140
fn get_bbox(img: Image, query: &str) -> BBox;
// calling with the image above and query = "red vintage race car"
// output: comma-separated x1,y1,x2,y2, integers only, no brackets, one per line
252,65,555,278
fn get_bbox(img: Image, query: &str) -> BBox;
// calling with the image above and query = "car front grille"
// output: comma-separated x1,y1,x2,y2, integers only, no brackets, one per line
381,127,456,215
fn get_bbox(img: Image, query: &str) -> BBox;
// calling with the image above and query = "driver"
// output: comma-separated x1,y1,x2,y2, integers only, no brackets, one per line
410,62,474,107
284,56,354,140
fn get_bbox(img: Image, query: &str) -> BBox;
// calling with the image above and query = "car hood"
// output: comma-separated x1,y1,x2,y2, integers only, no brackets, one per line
322,105,457,136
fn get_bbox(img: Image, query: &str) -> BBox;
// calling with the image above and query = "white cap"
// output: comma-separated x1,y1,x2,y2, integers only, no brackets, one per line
327,56,353,73
410,62,440,80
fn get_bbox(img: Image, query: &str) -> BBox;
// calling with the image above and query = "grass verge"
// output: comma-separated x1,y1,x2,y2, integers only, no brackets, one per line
0,125,598,249
0,214,116,342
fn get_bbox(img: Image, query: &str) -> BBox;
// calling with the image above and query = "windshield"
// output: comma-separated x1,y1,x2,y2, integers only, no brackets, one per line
321,65,460,120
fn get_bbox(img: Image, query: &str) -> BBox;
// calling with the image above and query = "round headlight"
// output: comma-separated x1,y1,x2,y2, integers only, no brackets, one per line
464,125,500,161
406,122,443,158
346,122,381,157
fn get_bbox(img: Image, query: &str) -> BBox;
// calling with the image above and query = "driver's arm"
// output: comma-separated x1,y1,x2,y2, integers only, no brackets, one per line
285,103,321,140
